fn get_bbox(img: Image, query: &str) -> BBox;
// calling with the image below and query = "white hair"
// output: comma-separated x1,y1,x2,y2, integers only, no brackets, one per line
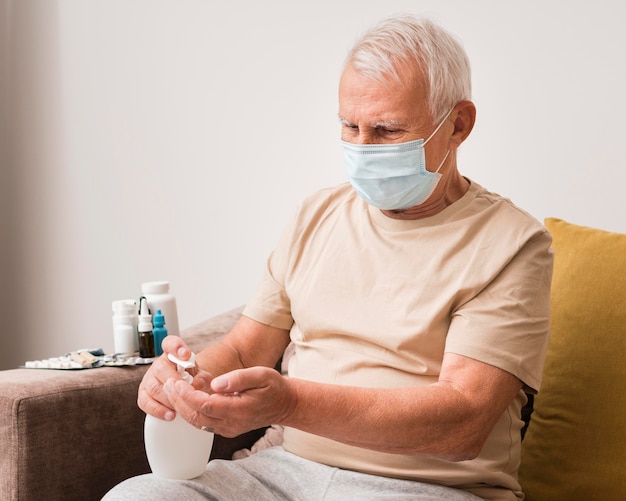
345,15,472,122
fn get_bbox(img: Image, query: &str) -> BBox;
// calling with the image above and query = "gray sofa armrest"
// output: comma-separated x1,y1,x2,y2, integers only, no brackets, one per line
0,364,151,501
0,306,246,501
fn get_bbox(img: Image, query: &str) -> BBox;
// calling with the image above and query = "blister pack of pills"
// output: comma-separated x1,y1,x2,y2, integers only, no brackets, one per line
23,349,154,370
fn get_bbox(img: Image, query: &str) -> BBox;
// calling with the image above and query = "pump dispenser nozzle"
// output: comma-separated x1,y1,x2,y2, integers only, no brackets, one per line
168,352,196,384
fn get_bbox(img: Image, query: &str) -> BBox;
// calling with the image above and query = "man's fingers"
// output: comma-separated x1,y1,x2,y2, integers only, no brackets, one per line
192,371,214,392
138,386,176,421
210,367,271,394
164,378,225,429
137,349,192,419
161,335,192,360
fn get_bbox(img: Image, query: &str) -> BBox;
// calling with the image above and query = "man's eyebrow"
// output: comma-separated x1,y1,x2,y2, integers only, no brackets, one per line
373,120,404,129
338,117,405,128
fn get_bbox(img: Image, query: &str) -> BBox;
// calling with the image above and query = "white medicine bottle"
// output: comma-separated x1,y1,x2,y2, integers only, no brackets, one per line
141,281,180,338
112,299,138,354
144,353,214,479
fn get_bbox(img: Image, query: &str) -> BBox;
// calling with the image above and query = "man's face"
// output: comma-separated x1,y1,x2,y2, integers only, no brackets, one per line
338,64,437,146
338,63,467,218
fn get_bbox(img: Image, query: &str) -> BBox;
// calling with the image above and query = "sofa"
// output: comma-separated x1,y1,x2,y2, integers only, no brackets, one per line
1,218,624,500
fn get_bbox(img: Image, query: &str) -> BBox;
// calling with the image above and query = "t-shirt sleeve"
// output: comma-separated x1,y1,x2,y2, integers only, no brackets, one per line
445,230,554,393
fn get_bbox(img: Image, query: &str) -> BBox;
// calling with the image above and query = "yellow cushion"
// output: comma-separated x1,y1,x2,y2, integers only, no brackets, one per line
519,218,626,499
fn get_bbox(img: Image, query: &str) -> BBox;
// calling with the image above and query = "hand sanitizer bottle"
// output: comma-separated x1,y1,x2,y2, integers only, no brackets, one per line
144,353,214,479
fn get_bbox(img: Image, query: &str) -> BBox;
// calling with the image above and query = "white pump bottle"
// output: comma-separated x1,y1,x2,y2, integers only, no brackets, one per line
144,353,214,479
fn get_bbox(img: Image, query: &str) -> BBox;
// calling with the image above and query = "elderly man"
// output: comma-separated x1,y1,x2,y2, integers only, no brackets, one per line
105,14,552,501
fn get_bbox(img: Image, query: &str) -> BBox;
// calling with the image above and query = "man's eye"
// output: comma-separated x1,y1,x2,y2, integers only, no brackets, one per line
379,128,403,137
374,125,402,135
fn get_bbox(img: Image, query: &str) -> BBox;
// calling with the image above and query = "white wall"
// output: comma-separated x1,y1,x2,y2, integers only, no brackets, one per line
3,0,626,369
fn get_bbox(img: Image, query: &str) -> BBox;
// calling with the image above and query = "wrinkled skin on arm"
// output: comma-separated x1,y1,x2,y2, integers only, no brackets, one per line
139,315,522,461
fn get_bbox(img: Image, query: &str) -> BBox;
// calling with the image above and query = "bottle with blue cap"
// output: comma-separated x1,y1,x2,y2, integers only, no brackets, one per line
152,309,168,356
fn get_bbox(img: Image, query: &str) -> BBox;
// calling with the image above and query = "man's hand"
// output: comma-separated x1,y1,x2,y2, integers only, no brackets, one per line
137,315,290,428
137,335,205,421
163,366,295,437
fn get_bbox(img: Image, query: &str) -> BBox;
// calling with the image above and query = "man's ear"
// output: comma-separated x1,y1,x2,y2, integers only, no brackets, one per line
449,100,476,150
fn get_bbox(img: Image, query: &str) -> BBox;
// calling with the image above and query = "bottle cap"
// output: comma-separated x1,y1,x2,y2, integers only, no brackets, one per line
112,299,136,314
153,309,165,327
142,281,170,294
138,297,152,332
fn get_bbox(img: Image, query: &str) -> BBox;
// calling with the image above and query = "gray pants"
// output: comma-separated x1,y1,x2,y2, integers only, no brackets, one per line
103,447,482,500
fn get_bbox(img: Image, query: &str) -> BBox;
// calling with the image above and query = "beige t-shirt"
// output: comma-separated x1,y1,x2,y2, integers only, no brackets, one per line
243,181,553,501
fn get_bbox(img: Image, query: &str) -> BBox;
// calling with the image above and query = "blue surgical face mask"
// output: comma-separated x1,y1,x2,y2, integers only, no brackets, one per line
341,109,453,210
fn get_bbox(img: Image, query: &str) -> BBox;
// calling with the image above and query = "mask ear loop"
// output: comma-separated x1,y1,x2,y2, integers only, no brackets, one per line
423,107,455,146
423,107,455,174
433,149,451,174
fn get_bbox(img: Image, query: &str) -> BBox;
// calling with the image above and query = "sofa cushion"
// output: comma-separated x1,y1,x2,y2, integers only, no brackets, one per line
519,218,626,499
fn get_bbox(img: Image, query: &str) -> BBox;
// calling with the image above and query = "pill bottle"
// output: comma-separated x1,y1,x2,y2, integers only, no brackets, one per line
144,353,214,479
141,281,180,338
112,299,138,354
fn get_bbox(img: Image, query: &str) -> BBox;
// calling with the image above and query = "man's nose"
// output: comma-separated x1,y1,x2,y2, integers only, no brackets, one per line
353,129,379,144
